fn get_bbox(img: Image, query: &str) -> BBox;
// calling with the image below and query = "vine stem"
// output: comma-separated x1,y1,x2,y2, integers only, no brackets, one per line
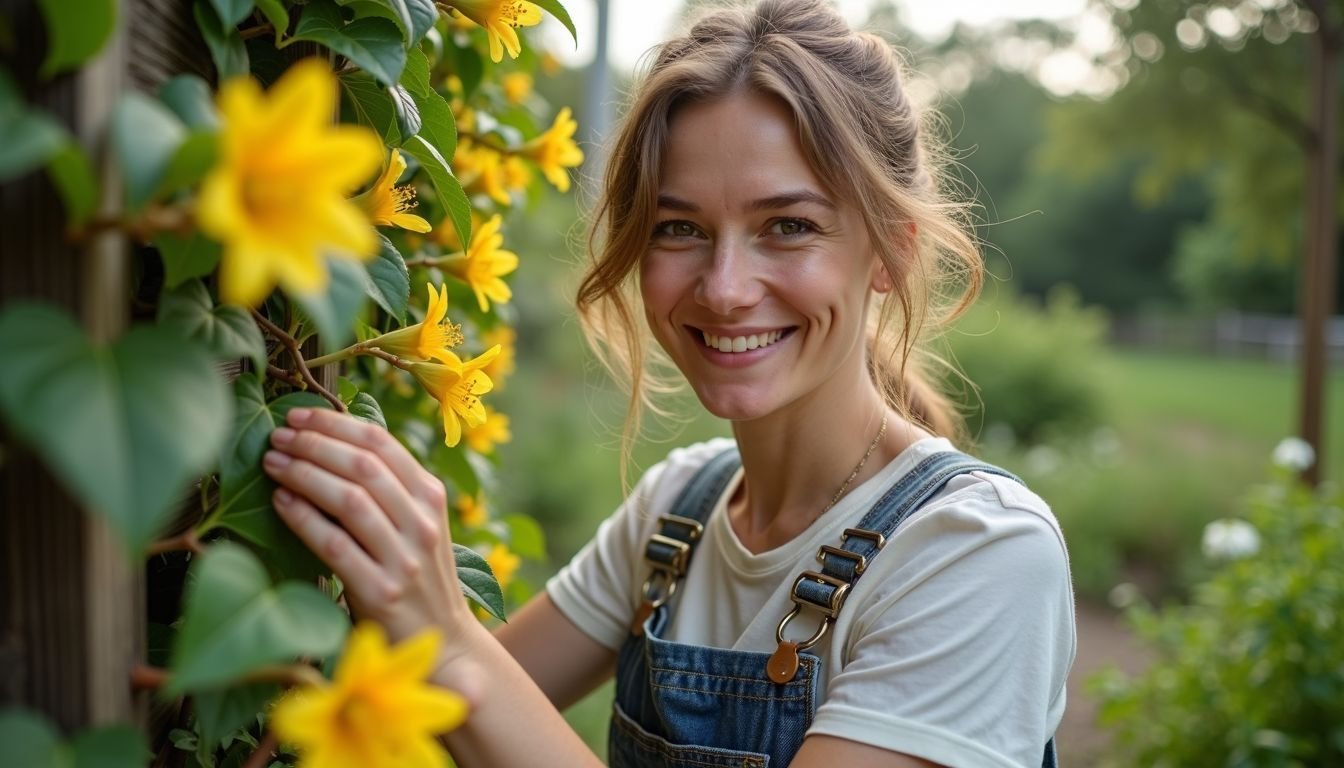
241,730,279,768
239,24,273,41
250,309,347,412
130,662,326,693
145,529,203,556
305,341,366,369
405,252,465,269
265,364,305,387
365,347,414,370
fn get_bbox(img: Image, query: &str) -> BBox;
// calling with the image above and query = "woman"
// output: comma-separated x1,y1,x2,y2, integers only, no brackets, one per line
262,1,1076,766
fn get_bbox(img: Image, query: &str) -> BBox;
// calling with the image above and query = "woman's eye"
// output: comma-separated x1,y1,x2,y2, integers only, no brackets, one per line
654,220,699,238
771,218,814,237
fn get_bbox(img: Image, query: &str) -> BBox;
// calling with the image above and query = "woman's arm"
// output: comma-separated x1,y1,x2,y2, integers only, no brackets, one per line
263,407,608,767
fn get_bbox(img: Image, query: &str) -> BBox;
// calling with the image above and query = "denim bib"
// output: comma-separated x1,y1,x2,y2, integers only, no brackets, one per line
609,448,1060,768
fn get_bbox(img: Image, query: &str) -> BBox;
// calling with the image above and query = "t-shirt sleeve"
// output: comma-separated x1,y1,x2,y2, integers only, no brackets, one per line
808,478,1076,768
545,440,736,651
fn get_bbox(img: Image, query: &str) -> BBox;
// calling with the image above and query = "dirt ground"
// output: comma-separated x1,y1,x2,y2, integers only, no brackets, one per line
1055,599,1155,765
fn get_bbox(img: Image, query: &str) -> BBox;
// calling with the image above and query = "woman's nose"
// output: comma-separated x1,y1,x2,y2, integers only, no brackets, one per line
695,239,763,315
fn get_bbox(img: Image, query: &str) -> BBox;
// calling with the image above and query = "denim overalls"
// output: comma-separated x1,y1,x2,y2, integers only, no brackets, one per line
609,447,1060,768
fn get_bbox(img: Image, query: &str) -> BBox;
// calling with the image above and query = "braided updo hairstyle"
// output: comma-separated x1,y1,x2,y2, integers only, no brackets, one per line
576,0,981,472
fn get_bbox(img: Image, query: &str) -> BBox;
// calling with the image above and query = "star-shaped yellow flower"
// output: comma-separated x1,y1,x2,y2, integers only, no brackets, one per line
410,345,502,447
197,58,383,307
270,623,467,768
465,406,511,455
443,214,518,312
368,283,463,363
354,148,432,233
456,493,488,528
523,107,583,193
450,0,543,63
485,544,521,589
481,326,516,389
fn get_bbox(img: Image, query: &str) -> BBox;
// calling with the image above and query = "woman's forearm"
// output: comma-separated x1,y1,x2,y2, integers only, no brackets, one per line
436,619,606,768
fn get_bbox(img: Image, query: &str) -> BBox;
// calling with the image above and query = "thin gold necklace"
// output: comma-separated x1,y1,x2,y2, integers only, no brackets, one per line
821,412,889,514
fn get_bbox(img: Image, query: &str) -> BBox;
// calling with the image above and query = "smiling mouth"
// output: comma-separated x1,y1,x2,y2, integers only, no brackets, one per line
695,328,793,353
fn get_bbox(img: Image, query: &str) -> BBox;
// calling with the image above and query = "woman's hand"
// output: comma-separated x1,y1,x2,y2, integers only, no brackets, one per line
261,407,472,646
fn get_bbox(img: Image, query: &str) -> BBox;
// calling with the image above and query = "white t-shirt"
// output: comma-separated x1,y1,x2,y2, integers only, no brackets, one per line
546,437,1077,768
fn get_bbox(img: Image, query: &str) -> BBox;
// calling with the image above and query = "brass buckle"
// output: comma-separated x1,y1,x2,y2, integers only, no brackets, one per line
645,534,691,574
841,527,887,549
640,568,678,610
790,570,851,618
816,545,868,575
660,514,705,541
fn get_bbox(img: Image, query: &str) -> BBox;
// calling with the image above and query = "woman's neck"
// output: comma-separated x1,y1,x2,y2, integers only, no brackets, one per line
726,382,932,554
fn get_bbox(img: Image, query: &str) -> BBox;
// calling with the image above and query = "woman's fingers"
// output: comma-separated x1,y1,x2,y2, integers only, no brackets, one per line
284,408,447,508
271,487,404,605
262,449,413,569
269,424,425,538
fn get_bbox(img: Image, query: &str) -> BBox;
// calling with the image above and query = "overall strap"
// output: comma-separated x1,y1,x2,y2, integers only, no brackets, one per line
629,446,741,634
768,452,1020,682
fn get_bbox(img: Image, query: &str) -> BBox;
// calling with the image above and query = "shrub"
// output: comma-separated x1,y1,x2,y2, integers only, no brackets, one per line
945,285,1111,445
1091,461,1344,767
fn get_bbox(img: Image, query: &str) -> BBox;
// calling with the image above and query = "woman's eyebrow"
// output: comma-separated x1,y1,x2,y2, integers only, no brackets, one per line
655,190,835,212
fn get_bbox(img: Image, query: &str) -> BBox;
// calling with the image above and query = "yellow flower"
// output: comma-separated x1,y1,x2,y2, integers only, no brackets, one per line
502,155,532,194
481,326,516,387
484,544,521,589
410,345,502,447
443,214,518,312
466,406,511,455
450,0,543,63
198,59,383,307
368,283,463,363
539,51,563,77
501,72,533,104
522,107,583,193
456,493,488,528
354,148,432,233
468,146,513,207
270,623,467,768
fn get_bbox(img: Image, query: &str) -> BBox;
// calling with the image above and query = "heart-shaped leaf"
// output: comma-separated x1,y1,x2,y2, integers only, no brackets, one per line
194,0,250,80
348,391,387,429
158,75,220,129
209,0,254,27
294,0,406,87
37,0,117,78
206,377,331,583
367,234,409,323
454,543,505,621
157,279,266,372
254,0,290,45
111,92,187,211
154,232,223,289
194,682,280,756
0,304,231,556
47,143,97,228
530,0,577,45
341,71,399,144
402,134,471,250
168,542,348,694
295,257,370,352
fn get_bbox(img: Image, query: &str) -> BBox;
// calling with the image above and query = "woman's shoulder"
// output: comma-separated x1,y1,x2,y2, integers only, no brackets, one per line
622,436,740,519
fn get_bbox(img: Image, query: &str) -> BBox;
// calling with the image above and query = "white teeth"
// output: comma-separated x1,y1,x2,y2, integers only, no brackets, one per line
701,330,788,353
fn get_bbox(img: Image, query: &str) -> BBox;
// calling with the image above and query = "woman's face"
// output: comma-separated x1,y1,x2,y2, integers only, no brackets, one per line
640,90,885,423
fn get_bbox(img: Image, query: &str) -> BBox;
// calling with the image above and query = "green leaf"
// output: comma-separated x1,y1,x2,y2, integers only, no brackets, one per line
111,92,187,211
529,0,577,45
156,131,218,197
349,392,387,429
254,0,290,45
401,0,436,44
432,441,478,496
168,542,348,694
0,72,69,182
47,143,98,227
390,84,421,140
0,707,64,768
194,682,280,755
37,0,117,78
366,233,409,323
209,0,254,27
0,304,232,557
294,257,369,352
154,232,222,289
402,135,471,250
503,513,546,560
71,725,150,768
399,44,432,96
340,72,399,144
158,75,219,130
294,0,406,87
454,544,505,620
402,47,457,159
157,280,267,372
195,0,250,80
209,378,331,583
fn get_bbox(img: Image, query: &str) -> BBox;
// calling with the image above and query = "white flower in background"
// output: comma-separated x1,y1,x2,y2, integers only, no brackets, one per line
1090,427,1120,461
1272,437,1315,471
982,422,1016,450
1108,582,1142,609
1025,444,1062,476
1201,518,1261,560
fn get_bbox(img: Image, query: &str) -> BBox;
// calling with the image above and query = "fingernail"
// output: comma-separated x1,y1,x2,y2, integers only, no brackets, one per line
263,450,291,469
274,488,293,505
288,408,312,425
272,427,296,446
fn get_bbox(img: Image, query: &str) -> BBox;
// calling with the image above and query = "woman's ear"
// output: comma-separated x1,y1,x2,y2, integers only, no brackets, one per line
870,260,894,294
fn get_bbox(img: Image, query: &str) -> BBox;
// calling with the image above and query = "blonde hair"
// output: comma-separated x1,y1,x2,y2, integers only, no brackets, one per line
576,0,981,479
